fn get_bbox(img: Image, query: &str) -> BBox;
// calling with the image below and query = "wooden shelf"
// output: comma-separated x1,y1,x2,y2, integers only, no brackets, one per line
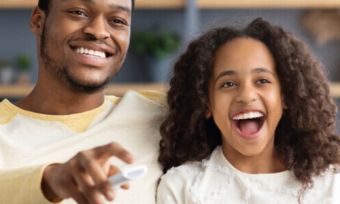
1,0,340,9
0,83,340,98
0,0,36,9
104,83,168,96
331,83,340,99
0,0,185,9
197,0,340,9
0,83,168,98
136,0,185,9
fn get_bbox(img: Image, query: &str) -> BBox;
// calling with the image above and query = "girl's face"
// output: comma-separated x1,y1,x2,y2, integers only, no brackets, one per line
208,37,284,159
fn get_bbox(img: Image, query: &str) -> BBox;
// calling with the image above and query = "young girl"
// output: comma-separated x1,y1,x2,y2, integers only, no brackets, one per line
157,18,340,204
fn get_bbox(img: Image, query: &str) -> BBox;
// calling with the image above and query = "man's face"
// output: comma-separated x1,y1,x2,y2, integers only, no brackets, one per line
38,0,131,92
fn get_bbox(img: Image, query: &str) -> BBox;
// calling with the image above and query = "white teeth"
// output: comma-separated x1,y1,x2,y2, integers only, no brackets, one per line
75,47,106,58
233,112,264,120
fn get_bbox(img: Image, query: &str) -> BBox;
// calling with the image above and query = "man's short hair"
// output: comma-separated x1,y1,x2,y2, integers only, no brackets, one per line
38,0,50,12
38,0,135,13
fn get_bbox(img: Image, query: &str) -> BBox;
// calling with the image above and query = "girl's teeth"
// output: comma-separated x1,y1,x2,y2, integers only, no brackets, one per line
233,112,263,120
75,47,106,58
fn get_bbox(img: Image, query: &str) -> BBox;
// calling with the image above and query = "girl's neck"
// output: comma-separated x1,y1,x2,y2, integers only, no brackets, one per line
222,145,286,174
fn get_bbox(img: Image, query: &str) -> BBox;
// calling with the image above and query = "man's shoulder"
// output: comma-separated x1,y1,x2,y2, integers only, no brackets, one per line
137,90,167,106
106,90,167,106
0,99,16,124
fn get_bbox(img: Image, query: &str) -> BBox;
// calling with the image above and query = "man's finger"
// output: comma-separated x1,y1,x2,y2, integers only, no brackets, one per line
120,183,130,190
58,177,88,204
107,165,120,177
80,156,107,184
67,182,89,204
95,142,134,163
71,163,115,202
71,169,95,193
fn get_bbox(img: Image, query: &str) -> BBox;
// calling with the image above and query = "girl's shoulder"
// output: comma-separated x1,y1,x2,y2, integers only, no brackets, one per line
159,147,224,186
313,165,340,187
161,160,204,183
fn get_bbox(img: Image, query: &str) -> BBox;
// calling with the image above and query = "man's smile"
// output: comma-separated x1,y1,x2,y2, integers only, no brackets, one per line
75,47,106,59
68,42,116,67
69,41,115,58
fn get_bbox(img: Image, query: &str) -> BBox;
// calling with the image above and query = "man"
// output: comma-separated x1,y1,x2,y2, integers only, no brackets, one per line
0,0,166,203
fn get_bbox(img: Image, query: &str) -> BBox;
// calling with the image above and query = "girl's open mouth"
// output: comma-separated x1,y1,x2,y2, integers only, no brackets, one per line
232,111,265,139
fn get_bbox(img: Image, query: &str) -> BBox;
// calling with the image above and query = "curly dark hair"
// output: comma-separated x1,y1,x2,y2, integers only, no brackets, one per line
159,17,340,192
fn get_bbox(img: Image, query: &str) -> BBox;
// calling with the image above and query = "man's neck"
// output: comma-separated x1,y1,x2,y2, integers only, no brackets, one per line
16,82,105,115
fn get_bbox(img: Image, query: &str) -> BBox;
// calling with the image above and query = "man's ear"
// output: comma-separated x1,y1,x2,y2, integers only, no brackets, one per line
30,7,45,36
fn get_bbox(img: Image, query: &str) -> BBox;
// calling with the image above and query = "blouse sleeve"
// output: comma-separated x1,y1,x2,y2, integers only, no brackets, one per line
156,166,195,204
156,175,180,204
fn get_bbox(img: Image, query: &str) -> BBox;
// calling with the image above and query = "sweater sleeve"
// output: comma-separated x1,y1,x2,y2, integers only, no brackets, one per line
0,164,55,204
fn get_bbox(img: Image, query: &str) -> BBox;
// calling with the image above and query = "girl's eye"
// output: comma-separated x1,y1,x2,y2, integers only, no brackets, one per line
257,79,270,84
221,81,236,88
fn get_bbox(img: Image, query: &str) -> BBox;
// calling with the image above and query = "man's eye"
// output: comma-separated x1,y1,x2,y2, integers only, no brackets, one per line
110,18,128,26
69,10,88,17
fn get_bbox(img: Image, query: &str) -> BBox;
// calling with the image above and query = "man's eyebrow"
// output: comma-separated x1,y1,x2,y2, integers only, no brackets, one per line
61,0,131,14
61,0,94,3
109,4,131,15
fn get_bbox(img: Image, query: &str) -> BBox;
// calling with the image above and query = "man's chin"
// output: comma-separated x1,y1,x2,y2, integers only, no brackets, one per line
67,77,109,94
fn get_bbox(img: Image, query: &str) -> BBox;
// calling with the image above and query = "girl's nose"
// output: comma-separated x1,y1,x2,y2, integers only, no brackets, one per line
235,83,258,105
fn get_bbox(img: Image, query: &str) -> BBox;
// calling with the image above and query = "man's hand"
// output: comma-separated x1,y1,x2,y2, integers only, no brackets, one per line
41,142,134,204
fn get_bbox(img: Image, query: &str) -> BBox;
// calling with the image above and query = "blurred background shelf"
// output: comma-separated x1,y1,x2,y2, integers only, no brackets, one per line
331,83,340,98
0,83,339,98
1,0,340,9
0,83,169,98
197,0,340,8
0,0,185,9
136,0,185,9
0,0,36,9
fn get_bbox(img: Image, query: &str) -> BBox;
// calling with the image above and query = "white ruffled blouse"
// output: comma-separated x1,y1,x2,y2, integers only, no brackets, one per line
157,146,340,204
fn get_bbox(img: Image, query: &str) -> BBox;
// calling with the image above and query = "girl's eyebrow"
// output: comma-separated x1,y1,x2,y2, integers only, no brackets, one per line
214,69,236,82
214,67,275,81
252,67,275,76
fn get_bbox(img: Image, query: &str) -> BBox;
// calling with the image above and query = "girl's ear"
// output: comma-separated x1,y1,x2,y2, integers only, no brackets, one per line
205,104,212,118
282,94,288,110
205,110,212,118
30,7,45,36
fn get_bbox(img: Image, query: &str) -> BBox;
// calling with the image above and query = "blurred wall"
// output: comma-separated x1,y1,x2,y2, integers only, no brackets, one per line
0,8,339,132
1,8,339,83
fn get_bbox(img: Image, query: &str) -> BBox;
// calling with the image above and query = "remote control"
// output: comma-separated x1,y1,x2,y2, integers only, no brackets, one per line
109,165,148,186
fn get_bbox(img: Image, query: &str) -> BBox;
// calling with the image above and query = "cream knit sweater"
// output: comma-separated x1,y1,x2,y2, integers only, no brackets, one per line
0,90,167,204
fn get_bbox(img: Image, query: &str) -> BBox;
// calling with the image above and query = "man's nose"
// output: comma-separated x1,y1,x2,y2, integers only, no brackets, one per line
83,16,110,40
235,83,258,105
